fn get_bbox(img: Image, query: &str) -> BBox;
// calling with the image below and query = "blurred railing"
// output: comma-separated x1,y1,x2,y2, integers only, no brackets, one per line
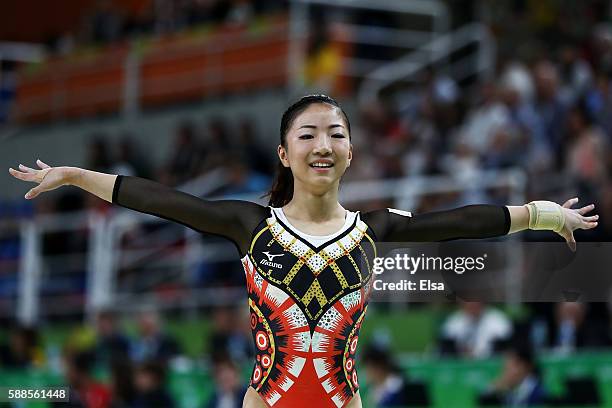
358,22,496,105
12,0,457,123
288,0,450,97
13,169,526,324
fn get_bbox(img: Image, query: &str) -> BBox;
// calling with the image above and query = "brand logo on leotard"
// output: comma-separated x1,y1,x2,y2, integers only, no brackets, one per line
263,251,284,261
261,252,284,269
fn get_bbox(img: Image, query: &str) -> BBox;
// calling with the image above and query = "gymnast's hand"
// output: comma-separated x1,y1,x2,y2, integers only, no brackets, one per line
9,159,70,199
557,197,599,251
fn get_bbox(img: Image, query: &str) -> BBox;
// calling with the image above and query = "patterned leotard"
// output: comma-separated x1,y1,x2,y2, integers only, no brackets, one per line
112,176,510,407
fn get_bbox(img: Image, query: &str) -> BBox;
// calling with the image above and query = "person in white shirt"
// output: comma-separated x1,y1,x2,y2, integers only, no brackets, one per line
439,301,512,358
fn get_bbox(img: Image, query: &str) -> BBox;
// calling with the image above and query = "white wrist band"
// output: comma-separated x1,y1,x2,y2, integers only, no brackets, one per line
526,201,565,232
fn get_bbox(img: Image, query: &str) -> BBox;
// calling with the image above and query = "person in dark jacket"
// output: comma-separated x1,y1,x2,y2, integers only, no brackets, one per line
133,360,175,408
481,346,546,406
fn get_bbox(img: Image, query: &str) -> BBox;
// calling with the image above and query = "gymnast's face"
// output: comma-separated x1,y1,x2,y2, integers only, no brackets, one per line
278,103,352,192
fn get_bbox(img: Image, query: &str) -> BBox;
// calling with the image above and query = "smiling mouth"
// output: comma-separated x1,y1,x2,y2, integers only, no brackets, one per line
309,163,334,169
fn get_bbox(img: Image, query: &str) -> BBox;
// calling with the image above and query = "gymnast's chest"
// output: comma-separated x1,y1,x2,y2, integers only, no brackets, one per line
245,216,376,321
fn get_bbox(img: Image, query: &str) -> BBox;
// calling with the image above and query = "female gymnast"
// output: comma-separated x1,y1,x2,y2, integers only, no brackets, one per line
9,95,598,407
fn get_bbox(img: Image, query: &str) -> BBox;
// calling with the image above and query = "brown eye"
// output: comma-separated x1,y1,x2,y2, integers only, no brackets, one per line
332,133,345,138
299,134,314,139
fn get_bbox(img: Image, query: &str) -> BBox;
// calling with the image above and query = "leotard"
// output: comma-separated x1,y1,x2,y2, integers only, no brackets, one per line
112,176,510,407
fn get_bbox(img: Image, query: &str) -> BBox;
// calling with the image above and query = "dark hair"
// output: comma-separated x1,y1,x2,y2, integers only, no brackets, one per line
508,345,540,377
138,359,167,384
362,343,400,374
265,94,351,207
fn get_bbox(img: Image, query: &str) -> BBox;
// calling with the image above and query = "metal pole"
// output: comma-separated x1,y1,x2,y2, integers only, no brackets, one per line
288,0,309,98
123,47,140,119
17,221,42,325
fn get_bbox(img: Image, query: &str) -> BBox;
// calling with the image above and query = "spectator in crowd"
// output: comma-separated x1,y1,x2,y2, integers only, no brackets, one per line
203,117,234,171
55,351,111,408
439,301,513,359
165,121,202,185
131,310,181,364
109,359,136,408
0,324,44,369
84,0,123,44
479,346,546,407
362,343,429,407
86,136,114,174
236,117,273,176
204,352,246,408
133,360,175,408
208,306,252,364
564,100,609,201
460,82,512,157
531,59,568,162
548,302,610,353
111,135,151,179
94,309,130,366
219,159,271,196
303,22,343,94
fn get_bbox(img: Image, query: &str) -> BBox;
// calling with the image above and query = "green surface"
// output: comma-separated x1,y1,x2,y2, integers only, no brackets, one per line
3,352,612,408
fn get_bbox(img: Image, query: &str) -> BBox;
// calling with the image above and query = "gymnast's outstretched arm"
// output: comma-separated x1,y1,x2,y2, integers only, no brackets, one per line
9,160,267,255
362,200,598,251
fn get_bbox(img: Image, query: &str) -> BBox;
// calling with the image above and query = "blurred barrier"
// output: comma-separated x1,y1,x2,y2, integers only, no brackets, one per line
358,22,496,105
13,15,292,123
13,0,458,123
1,351,611,407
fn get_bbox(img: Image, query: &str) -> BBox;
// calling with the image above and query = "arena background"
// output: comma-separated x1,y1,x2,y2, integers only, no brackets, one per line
0,0,612,407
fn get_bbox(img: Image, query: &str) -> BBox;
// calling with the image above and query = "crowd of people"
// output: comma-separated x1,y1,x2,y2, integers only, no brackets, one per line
2,300,610,406
0,306,254,408
45,0,287,55
2,1,612,407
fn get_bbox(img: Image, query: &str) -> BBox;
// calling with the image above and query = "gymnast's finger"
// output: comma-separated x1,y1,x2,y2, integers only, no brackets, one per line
8,168,36,182
562,197,578,208
18,164,37,173
576,204,595,215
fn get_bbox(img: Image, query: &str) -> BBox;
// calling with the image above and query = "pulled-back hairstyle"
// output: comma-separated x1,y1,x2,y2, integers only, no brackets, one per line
264,94,351,207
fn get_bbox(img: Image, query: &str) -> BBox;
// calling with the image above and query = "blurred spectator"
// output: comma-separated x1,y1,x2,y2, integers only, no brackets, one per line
532,59,568,160
84,0,123,44
548,302,610,353
479,346,546,407
219,159,271,196
111,135,151,178
94,309,130,366
131,310,181,364
0,324,44,369
439,302,512,358
586,71,612,137
237,117,273,176
203,117,234,171
204,352,246,408
557,43,593,105
133,360,175,408
362,344,429,407
460,82,512,156
209,306,252,364
109,359,136,408
166,121,202,185
564,100,609,200
87,136,114,174
55,351,111,408
0,60,17,124
303,22,342,94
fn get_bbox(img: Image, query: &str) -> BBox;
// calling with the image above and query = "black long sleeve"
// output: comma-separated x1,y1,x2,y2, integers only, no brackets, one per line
112,175,269,256
361,205,511,242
